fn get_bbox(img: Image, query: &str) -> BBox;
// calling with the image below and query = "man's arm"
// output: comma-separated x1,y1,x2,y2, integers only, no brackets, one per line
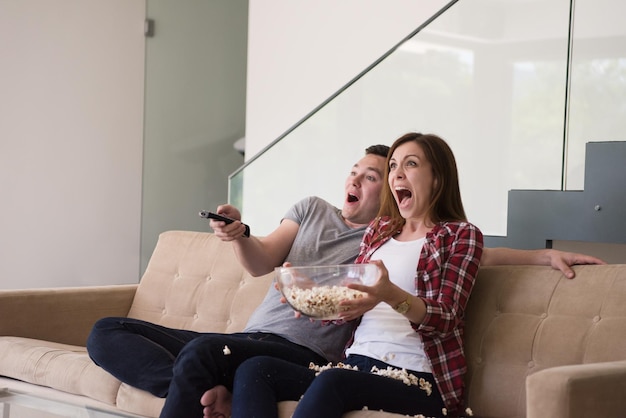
209,204,300,277
482,247,606,279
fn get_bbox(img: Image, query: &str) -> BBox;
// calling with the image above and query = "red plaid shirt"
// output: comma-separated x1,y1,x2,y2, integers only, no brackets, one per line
354,217,483,415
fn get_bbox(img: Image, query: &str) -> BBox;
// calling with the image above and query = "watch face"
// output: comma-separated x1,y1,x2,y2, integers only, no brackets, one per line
395,300,409,314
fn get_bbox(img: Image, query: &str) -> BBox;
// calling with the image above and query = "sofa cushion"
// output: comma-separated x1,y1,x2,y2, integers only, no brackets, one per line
464,264,626,418
0,336,120,405
127,231,274,334
116,382,165,417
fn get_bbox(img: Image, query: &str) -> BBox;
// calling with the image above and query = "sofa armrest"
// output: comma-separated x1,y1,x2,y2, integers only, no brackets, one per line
0,285,137,346
526,360,626,418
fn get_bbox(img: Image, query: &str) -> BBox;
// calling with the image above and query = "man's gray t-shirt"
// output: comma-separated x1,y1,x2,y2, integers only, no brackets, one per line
243,196,367,363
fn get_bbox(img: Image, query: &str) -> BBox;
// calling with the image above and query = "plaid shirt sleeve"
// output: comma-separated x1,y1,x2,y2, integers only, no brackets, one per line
414,221,483,414
416,222,483,336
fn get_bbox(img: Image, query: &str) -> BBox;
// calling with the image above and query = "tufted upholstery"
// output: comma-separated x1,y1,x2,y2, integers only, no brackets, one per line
1,231,625,418
127,230,273,333
463,264,626,418
0,231,274,416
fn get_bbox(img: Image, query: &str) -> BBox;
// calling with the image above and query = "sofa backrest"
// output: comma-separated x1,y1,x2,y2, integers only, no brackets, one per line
464,264,626,418
127,231,274,333
128,231,626,417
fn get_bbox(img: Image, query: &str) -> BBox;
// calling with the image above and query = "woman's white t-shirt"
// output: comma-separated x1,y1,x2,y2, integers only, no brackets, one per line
345,237,432,373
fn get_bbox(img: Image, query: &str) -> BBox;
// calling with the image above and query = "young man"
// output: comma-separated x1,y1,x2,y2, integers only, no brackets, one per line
87,145,603,418
87,145,391,418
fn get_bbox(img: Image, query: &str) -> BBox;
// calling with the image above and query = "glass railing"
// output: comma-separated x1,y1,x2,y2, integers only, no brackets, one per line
230,0,626,239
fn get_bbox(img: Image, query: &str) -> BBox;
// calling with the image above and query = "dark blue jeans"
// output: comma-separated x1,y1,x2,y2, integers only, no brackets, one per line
232,355,445,418
86,317,326,418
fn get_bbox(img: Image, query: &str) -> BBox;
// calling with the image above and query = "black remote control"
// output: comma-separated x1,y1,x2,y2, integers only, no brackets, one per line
199,211,250,237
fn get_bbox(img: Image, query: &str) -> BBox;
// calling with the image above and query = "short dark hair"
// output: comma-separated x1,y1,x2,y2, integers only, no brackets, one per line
365,144,390,158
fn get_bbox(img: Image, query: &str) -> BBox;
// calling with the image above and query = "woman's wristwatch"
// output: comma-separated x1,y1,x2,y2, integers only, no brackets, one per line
393,298,411,314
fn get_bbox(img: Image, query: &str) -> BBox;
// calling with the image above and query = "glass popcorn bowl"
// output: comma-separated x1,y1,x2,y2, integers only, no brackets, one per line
275,264,380,320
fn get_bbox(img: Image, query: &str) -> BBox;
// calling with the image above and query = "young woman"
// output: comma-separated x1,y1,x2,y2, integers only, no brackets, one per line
226,132,483,418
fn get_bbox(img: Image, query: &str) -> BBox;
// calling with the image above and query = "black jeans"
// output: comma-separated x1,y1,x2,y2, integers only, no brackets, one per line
231,354,445,418
86,317,326,418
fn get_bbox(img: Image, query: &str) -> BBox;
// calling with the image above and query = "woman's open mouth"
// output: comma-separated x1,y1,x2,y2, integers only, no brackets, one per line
395,187,413,207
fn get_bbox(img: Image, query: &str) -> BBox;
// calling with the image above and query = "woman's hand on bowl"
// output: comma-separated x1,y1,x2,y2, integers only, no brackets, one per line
339,260,390,320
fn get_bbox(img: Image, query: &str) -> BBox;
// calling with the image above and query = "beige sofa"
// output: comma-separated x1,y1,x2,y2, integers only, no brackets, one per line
1,230,625,418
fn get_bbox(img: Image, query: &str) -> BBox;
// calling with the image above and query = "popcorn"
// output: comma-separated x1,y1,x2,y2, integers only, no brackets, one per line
370,366,431,394
222,345,231,355
418,378,433,396
309,362,359,375
307,362,476,418
286,285,366,318
309,362,430,395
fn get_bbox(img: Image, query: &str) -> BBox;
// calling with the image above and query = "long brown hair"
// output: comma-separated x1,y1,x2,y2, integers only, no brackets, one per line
374,133,467,241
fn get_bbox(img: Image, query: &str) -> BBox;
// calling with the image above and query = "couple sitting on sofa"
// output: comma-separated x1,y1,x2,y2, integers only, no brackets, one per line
87,134,604,418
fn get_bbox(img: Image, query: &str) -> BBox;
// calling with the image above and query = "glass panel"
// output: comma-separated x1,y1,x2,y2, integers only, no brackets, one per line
231,0,572,237
566,0,626,190
142,1,247,273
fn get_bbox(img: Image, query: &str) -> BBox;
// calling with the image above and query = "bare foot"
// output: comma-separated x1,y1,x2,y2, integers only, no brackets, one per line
201,385,232,418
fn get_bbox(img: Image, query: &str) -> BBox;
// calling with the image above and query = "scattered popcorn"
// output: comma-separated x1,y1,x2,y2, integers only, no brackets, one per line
222,345,231,355
370,365,431,394
309,362,433,396
418,378,433,396
306,362,479,418
285,285,366,319
309,362,359,375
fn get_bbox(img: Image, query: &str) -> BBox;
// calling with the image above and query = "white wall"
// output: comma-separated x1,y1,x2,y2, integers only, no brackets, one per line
0,1,146,289
245,0,450,158
243,0,451,234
